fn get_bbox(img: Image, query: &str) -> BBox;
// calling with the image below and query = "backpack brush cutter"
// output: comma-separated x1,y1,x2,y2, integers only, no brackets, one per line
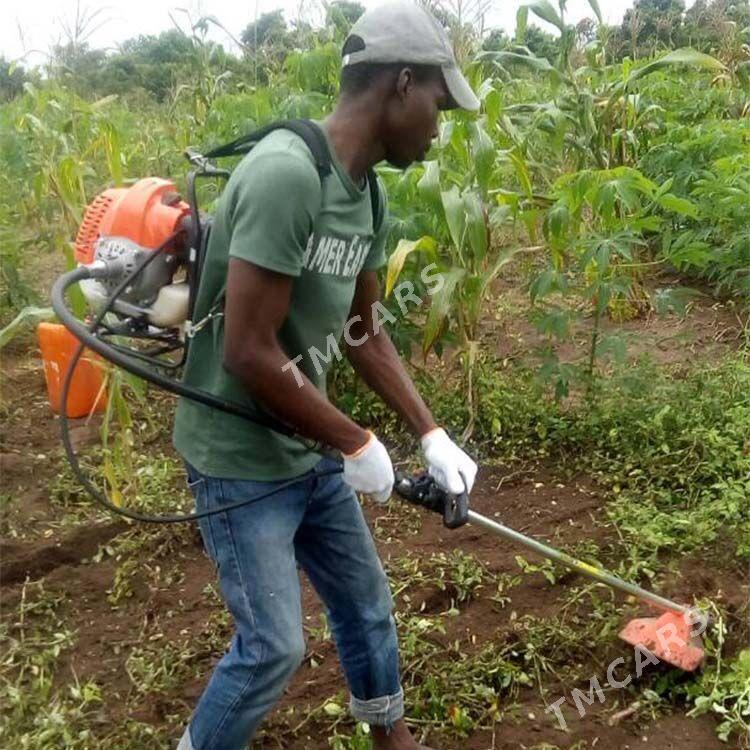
50,119,707,672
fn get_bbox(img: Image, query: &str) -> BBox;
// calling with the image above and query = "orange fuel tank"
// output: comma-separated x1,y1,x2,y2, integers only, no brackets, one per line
37,322,108,417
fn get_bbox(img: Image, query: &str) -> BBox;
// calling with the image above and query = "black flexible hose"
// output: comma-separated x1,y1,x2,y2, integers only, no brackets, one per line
51,269,298,435
51,250,342,523
57,362,339,524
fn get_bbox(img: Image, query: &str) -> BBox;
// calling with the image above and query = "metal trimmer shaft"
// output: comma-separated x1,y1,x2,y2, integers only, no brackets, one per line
393,471,688,616
465,509,689,615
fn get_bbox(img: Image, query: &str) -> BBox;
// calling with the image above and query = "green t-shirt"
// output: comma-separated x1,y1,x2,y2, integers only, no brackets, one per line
173,125,388,480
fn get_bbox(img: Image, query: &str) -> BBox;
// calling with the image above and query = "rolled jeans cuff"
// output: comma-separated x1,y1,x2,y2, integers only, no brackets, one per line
177,726,194,750
349,687,404,726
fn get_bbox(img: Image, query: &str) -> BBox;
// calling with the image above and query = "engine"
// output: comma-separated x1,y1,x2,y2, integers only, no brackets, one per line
75,178,191,329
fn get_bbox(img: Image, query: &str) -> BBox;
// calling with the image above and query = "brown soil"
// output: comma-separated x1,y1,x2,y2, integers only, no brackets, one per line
487,276,746,371
1,298,748,750
458,708,727,750
267,470,746,750
2,458,744,750
1,341,89,538
0,519,126,585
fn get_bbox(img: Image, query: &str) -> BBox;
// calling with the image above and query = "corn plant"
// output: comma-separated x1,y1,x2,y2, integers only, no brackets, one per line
423,0,495,64
469,2,735,398
384,78,522,436
1,84,133,324
168,12,234,132
0,210,36,320
481,1,726,176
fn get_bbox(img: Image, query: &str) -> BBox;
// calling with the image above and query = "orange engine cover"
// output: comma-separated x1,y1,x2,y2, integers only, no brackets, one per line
75,178,189,264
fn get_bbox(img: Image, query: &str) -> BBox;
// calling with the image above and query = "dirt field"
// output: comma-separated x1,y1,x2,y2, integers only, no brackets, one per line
1,296,749,749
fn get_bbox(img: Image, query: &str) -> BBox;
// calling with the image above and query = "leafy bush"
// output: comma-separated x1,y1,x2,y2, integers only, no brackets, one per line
641,119,750,296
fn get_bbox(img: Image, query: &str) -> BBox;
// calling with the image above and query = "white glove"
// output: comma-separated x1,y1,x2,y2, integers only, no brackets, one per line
421,427,477,495
343,431,394,504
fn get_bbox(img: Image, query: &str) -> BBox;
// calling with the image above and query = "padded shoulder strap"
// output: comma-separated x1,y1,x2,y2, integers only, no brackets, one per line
203,119,382,231
204,119,333,178
366,167,383,233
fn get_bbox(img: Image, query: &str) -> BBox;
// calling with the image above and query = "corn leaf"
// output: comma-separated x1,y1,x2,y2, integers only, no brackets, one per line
516,5,529,43
0,306,55,349
481,50,562,82
417,160,442,213
480,246,524,298
484,88,502,129
586,0,603,24
523,0,564,32
521,208,542,243
103,456,123,508
100,371,116,449
90,94,119,110
509,148,534,198
469,121,495,194
385,236,438,298
63,243,88,319
100,122,123,187
463,192,488,262
439,120,455,149
441,186,467,253
106,373,132,437
423,267,466,356
605,50,725,119
628,49,725,85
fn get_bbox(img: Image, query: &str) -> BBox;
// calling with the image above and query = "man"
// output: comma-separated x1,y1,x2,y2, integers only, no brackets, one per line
174,2,479,748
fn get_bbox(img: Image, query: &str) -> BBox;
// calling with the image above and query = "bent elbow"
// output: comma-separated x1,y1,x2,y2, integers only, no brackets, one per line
222,351,242,379
223,339,270,392
222,342,253,382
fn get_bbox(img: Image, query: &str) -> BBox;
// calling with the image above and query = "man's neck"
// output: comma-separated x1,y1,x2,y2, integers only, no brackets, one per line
324,97,386,184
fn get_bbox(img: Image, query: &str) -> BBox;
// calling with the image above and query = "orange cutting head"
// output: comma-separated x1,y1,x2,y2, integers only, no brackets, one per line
619,610,706,671
75,178,189,264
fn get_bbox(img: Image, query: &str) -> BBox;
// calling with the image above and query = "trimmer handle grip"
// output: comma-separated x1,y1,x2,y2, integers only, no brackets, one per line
393,471,469,529
442,489,469,529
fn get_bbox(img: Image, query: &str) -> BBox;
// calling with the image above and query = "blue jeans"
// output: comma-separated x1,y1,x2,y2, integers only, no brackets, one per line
178,457,403,750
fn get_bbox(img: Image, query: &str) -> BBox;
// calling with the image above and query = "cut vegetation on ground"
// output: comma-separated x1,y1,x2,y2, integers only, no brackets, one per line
1,1,749,748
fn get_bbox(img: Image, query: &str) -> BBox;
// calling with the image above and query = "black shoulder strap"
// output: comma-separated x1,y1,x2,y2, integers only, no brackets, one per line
204,119,333,178
203,119,382,230
366,167,383,233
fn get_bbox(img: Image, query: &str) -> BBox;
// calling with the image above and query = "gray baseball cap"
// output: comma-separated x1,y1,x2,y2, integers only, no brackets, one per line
342,1,480,112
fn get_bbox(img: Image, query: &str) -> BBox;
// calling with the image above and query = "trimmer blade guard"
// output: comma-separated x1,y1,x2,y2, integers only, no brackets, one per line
619,610,705,672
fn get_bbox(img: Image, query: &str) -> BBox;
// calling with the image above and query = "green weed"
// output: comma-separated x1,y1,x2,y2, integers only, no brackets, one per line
0,581,96,749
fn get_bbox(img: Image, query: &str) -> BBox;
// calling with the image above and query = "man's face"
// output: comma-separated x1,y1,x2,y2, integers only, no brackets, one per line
381,69,452,169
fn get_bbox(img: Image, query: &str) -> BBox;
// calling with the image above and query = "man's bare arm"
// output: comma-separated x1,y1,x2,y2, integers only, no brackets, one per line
222,257,368,454
345,271,437,438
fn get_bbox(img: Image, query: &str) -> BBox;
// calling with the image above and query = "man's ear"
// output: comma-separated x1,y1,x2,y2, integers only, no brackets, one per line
395,67,414,102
